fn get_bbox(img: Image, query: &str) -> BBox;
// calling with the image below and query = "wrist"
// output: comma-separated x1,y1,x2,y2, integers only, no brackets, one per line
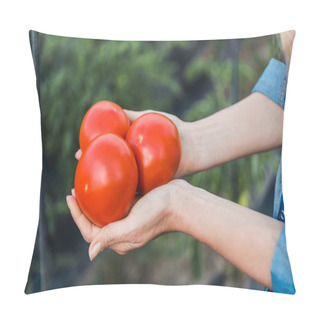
176,116,222,177
175,121,198,178
166,179,196,232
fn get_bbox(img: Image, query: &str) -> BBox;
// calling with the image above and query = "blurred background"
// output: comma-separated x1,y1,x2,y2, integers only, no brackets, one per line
25,30,285,294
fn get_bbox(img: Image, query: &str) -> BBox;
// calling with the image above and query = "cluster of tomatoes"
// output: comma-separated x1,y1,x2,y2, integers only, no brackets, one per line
74,101,181,227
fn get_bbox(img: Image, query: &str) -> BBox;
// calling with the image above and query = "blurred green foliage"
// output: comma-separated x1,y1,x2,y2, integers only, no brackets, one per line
26,31,285,293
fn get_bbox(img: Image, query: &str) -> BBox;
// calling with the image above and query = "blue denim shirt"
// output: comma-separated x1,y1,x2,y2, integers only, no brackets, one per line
252,58,295,294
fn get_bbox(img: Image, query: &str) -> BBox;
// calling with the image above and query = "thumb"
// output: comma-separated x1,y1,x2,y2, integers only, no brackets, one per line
88,240,102,261
123,109,152,124
88,220,125,260
88,225,113,261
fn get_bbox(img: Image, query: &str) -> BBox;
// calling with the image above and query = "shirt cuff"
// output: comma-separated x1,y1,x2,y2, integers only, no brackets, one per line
270,225,296,294
252,58,288,109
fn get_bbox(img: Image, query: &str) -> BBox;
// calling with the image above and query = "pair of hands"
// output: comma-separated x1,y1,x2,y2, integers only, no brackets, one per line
66,110,191,261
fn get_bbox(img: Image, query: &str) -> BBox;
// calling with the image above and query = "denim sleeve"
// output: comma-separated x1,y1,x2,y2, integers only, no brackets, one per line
253,58,295,294
271,226,295,294
252,58,288,109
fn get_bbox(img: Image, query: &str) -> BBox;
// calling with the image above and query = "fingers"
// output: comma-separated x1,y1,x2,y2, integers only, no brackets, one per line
66,192,100,243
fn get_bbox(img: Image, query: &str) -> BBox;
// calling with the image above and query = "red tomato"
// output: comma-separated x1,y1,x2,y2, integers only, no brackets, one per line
74,133,138,227
79,100,130,151
126,113,181,195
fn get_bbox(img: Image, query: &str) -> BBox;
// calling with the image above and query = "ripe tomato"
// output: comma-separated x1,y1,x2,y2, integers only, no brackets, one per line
79,100,130,151
74,133,138,227
126,113,181,195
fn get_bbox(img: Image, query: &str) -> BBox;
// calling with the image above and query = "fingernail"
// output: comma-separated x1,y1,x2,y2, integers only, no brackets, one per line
89,242,101,261
71,189,76,197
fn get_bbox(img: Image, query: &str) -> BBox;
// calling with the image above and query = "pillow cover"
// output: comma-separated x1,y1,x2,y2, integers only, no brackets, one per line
25,30,295,294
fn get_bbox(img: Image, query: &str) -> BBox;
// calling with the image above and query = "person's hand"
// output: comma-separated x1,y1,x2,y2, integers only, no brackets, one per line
66,180,187,260
75,109,195,178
